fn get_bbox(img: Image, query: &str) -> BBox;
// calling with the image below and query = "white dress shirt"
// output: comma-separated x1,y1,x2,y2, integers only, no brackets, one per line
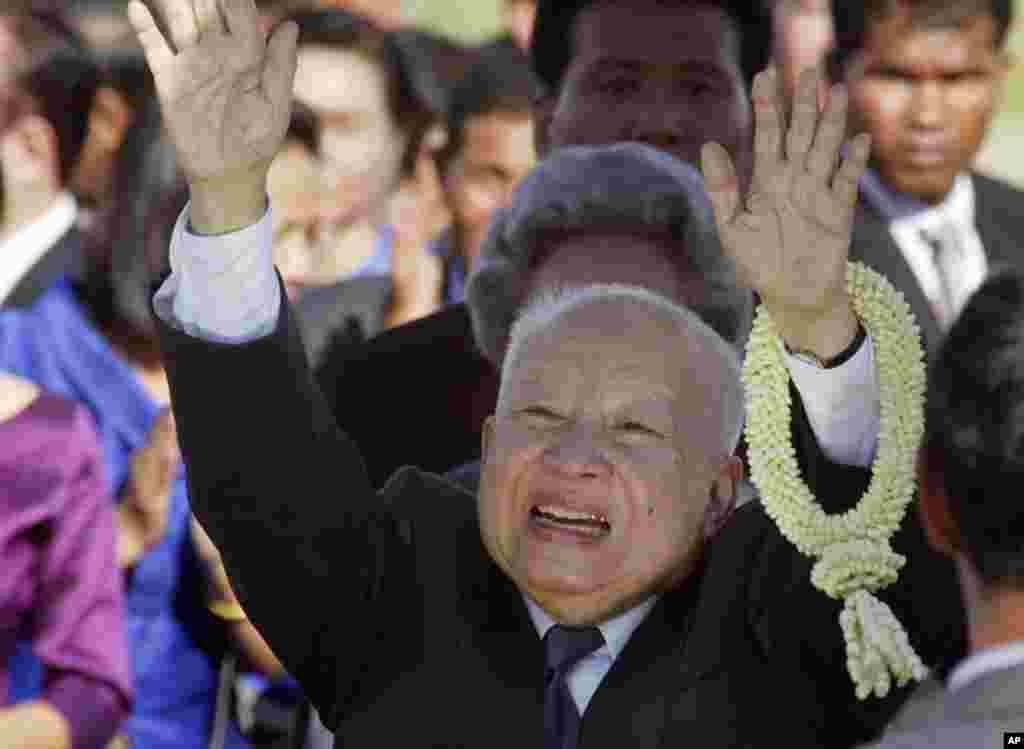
154,204,883,468
948,641,1024,693
524,595,659,716
863,172,987,329
0,193,77,305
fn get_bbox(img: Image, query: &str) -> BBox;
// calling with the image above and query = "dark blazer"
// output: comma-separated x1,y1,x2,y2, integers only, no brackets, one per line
158,291,966,748
292,275,392,370
865,665,1024,748
849,172,1024,354
3,227,83,309
315,302,500,488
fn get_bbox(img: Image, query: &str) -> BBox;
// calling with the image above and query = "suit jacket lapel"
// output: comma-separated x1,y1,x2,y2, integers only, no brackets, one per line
581,567,708,749
849,202,944,353
5,229,83,309
972,175,1022,274
457,541,546,748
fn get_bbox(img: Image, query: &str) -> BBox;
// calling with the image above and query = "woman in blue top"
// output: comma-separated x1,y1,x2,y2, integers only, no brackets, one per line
0,91,283,749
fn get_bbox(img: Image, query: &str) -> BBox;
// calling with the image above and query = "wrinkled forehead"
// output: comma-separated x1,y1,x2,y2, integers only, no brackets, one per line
505,301,693,390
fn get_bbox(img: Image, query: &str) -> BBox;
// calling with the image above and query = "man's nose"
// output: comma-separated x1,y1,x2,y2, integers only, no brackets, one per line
624,87,698,157
542,425,613,480
909,80,946,129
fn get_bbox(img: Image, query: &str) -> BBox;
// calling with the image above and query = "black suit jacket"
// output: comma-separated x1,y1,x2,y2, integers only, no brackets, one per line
849,172,1024,353
292,275,392,370
159,291,965,748
2,227,83,309
315,302,500,488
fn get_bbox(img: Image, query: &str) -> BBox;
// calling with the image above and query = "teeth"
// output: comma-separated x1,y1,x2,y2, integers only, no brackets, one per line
534,505,609,526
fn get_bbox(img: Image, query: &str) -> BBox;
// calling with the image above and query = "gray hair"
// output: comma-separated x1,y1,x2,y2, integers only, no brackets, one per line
466,142,753,366
502,284,746,456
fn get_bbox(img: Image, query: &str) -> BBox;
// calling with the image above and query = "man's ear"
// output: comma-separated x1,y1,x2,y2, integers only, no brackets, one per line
3,113,60,189
91,86,135,153
991,49,1014,115
704,455,743,539
531,95,555,158
481,415,497,466
917,444,961,558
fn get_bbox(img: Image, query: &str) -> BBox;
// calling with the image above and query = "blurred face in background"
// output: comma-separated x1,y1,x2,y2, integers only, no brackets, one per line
772,0,834,103
267,137,324,299
72,86,135,209
294,45,409,228
541,0,754,190
504,0,537,51
845,9,1009,204
445,111,535,271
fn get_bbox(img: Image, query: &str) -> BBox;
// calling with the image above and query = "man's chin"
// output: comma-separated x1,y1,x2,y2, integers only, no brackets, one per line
888,168,959,205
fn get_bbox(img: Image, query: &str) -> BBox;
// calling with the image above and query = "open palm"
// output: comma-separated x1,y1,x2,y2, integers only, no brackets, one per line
129,0,298,185
702,64,872,321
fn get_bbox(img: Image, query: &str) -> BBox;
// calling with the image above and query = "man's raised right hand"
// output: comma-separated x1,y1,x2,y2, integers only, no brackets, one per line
128,0,298,234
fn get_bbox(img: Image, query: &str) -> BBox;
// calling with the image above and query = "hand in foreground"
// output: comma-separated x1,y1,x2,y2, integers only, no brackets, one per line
701,64,872,359
119,408,179,566
128,0,298,233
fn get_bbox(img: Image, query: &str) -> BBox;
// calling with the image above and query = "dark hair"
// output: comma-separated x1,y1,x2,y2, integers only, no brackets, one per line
529,0,772,96
4,6,100,185
436,46,538,173
79,94,185,345
96,46,156,116
391,29,478,123
291,9,435,175
286,99,321,155
831,0,1014,73
925,269,1024,590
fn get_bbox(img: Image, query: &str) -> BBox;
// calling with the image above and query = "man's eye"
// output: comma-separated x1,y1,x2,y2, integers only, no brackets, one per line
618,422,661,438
521,407,563,422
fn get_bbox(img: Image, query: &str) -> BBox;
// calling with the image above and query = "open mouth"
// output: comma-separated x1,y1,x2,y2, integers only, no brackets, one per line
530,505,612,538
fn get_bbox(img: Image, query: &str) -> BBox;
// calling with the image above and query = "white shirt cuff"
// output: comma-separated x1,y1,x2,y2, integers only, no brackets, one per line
153,203,281,344
783,335,880,467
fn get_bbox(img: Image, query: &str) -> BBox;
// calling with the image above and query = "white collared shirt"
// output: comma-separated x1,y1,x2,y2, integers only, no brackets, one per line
883,175,987,328
0,193,78,305
524,595,659,715
948,641,1024,693
153,204,881,468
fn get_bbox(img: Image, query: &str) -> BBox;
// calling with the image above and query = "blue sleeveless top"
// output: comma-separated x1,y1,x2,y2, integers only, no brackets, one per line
0,279,247,749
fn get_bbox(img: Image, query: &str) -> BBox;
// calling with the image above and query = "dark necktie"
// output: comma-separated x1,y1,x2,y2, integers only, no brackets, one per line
543,625,605,749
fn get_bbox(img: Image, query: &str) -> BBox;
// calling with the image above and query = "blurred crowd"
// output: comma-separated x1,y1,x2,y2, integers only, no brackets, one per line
1,0,1023,748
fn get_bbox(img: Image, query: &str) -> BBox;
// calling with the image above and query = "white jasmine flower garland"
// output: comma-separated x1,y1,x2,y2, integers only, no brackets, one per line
742,261,929,700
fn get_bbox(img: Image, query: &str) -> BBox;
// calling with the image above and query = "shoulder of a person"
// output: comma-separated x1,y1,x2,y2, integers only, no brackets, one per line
379,466,477,524
0,372,41,423
365,304,473,356
970,169,1024,199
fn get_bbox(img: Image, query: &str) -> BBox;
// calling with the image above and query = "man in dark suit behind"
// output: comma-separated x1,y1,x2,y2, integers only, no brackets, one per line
864,270,1024,747
0,6,97,308
132,0,967,744
313,0,777,485
830,0,1024,354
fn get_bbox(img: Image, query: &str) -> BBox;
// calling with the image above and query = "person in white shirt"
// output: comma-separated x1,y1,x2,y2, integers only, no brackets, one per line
829,0,1024,353
864,268,1024,747
0,7,97,308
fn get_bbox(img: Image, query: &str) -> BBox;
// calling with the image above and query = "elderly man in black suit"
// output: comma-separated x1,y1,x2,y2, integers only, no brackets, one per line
831,0,1024,353
131,0,968,746
862,270,1024,747
0,6,97,308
